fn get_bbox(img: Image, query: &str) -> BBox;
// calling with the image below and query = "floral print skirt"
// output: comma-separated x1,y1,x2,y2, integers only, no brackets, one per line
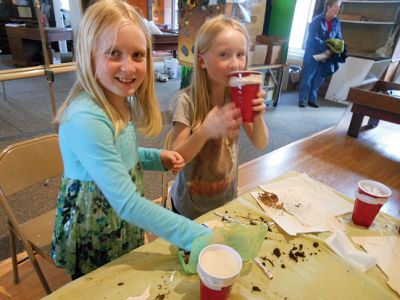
51,168,144,275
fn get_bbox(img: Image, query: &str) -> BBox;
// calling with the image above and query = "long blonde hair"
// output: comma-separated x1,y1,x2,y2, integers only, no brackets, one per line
189,14,249,131
54,0,162,137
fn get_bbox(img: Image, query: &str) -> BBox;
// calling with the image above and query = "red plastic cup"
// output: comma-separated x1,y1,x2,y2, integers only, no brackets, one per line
352,180,391,228
229,71,264,123
197,244,242,300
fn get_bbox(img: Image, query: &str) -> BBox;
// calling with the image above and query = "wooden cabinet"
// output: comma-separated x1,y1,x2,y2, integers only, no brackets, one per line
6,26,73,67
0,18,10,54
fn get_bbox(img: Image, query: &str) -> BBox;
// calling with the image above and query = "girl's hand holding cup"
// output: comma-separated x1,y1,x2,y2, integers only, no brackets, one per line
203,103,242,139
252,90,267,118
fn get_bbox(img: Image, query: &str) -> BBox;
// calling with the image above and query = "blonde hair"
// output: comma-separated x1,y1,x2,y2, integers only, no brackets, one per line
189,14,249,131
54,0,162,137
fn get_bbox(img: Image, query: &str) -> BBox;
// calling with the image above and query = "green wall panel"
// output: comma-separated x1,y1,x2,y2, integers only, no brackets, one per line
267,0,297,62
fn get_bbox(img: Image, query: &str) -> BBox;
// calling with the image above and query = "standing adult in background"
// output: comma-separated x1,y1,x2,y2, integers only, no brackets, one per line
298,0,342,108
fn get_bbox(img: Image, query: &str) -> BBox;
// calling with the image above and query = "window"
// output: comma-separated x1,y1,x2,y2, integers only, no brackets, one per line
172,0,178,30
288,0,316,50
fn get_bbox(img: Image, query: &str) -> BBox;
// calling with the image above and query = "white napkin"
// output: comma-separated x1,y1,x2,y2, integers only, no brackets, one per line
325,232,377,272
352,235,400,295
259,172,353,226
251,191,336,235
127,285,151,300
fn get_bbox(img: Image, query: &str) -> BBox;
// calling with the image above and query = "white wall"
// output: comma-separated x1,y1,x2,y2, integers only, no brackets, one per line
68,0,83,42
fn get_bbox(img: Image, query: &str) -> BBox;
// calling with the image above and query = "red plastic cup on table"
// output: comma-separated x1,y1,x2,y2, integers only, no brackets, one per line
229,71,264,122
352,180,391,228
197,244,242,300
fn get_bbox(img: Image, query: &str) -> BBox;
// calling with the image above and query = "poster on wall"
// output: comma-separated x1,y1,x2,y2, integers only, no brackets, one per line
178,0,266,66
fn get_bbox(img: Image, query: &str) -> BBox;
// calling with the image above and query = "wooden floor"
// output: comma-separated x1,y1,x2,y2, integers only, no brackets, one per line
0,106,399,299
0,253,69,299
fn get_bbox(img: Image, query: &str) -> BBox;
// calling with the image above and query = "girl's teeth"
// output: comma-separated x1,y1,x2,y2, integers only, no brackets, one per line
118,78,133,83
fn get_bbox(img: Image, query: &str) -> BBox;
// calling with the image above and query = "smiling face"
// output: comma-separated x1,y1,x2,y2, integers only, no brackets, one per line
93,21,147,104
198,28,247,89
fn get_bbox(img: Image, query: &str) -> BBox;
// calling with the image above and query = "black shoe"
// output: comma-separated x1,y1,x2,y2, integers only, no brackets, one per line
308,102,319,108
298,103,306,108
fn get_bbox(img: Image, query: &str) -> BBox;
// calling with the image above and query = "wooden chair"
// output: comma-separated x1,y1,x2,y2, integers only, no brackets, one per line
0,134,63,294
161,129,174,209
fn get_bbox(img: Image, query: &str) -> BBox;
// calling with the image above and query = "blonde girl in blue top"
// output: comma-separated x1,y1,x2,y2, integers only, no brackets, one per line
51,0,210,279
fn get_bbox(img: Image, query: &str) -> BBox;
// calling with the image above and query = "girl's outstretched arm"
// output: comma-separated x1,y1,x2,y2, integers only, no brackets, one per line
160,150,185,174
60,107,210,251
171,103,242,163
242,90,269,150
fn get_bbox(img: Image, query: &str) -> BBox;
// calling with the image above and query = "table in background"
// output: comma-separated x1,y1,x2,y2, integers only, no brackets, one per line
249,64,285,107
5,26,73,67
346,80,400,138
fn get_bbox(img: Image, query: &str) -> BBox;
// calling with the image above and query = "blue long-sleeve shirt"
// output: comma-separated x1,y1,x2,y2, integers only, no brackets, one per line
58,92,210,250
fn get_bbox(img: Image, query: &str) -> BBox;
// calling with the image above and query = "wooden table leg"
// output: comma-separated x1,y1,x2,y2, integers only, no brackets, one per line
347,112,364,138
367,117,380,127
1,81,7,102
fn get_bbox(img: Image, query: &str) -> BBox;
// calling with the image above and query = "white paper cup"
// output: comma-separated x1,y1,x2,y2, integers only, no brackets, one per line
197,244,242,300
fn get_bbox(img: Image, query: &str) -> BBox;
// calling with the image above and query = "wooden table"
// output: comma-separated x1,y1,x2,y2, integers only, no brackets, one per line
346,80,400,138
239,106,400,220
42,107,400,299
5,26,73,67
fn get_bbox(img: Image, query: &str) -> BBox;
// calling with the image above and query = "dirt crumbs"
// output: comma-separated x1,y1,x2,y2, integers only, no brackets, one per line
258,191,284,209
273,248,281,258
252,285,262,292
152,275,171,300
266,242,322,269
288,246,306,263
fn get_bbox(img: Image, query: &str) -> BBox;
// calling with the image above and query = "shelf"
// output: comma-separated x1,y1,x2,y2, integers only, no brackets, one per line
341,20,397,25
340,0,400,57
348,51,392,60
326,0,400,101
342,1,400,3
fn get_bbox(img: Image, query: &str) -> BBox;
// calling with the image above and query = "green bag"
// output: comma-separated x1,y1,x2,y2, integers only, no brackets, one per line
326,38,345,54
173,223,269,274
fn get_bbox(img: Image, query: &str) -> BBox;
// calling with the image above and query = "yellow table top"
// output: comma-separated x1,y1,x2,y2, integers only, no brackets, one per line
44,172,400,300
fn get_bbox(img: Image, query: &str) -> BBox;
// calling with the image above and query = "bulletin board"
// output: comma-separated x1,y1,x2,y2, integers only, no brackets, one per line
178,0,266,67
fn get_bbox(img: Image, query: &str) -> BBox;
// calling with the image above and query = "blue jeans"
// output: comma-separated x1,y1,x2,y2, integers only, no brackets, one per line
299,55,325,105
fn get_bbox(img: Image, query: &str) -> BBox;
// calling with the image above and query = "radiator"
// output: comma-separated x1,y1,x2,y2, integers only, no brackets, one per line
282,48,304,90
286,48,305,67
